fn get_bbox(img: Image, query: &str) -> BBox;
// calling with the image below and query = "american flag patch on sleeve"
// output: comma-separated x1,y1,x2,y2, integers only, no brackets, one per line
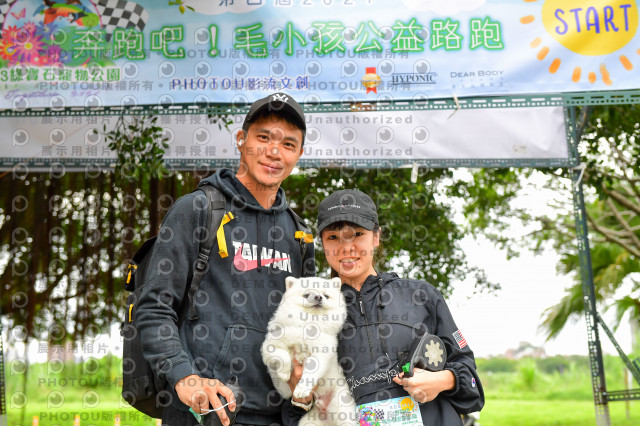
453,329,467,349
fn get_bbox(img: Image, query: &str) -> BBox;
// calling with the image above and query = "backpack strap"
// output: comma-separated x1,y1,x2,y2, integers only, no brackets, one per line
289,207,314,276
185,191,310,319
186,184,228,321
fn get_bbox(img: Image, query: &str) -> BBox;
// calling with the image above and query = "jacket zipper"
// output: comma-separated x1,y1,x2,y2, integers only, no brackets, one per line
356,291,377,362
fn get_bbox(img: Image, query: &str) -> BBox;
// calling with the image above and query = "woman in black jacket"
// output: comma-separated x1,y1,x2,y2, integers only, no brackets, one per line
285,188,484,425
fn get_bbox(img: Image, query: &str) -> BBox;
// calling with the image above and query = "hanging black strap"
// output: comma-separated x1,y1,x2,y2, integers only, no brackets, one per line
187,184,226,321
288,207,313,276
184,192,312,320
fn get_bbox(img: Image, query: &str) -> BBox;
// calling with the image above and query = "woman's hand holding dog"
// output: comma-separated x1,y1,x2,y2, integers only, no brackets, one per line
175,374,236,425
392,369,456,403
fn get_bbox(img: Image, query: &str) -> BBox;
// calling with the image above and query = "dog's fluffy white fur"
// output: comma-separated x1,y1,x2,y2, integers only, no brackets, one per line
261,276,356,425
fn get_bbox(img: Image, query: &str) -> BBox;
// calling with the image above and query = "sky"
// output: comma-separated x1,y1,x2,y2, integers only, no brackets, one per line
447,175,633,359
450,234,632,358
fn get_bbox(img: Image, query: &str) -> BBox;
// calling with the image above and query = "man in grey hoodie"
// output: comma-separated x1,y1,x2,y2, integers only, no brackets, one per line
136,93,315,426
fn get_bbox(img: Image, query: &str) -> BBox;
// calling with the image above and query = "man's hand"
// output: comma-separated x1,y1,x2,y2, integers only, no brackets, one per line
175,375,236,425
392,368,455,403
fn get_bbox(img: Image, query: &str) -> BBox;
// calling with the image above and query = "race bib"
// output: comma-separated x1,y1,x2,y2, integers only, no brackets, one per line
356,396,422,425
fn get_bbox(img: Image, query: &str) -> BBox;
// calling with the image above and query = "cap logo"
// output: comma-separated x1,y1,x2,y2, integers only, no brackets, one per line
328,204,360,211
271,93,289,103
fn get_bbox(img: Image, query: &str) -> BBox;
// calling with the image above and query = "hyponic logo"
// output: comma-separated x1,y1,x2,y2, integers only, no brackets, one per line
232,241,291,272
391,73,437,85
272,93,289,103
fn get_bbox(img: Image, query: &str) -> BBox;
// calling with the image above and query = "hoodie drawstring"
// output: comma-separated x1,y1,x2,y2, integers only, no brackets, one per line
257,213,262,272
270,211,276,276
376,277,390,359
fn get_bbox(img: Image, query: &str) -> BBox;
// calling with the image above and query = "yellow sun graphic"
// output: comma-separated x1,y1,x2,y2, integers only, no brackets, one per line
520,0,639,85
400,397,415,411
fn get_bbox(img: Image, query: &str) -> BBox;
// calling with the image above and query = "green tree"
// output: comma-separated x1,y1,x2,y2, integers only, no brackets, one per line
463,105,640,345
540,105,640,348
284,167,502,296
1,111,213,422
1,162,508,350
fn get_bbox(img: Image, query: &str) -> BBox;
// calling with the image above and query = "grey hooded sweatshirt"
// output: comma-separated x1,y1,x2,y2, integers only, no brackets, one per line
136,168,315,424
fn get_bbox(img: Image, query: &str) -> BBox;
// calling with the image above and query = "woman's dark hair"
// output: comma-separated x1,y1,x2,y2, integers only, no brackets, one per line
321,220,380,234
320,220,382,278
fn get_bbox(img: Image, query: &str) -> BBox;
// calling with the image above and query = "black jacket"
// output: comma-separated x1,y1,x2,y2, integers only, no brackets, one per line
284,271,484,425
136,169,315,425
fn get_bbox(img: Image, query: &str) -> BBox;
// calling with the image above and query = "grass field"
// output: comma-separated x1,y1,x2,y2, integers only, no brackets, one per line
480,399,640,426
4,354,640,425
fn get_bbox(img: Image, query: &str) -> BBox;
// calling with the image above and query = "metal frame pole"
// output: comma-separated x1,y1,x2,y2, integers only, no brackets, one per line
572,169,611,425
0,318,6,426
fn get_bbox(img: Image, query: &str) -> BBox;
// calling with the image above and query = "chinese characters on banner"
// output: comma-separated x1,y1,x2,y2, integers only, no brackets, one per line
1,0,639,109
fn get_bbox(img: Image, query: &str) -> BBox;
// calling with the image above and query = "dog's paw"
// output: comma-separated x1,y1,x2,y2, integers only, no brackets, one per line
266,356,291,380
293,385,313,400
276,371,291,383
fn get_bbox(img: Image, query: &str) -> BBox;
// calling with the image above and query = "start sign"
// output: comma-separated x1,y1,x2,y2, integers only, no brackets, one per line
543,0,638,56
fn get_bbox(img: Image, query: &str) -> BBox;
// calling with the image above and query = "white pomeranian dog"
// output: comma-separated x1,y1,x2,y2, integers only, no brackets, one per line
261,276,356,425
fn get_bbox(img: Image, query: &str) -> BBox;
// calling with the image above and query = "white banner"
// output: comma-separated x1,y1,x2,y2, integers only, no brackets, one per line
1,0,640,107
1,107,569,170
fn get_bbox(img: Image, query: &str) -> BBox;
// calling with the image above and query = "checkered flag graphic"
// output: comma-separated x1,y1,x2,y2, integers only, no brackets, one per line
1,1,147,39
0,0,17,28
373,408,385,419
96,0,149,39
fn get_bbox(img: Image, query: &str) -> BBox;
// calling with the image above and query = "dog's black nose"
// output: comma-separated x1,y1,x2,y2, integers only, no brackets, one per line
314,295,322,302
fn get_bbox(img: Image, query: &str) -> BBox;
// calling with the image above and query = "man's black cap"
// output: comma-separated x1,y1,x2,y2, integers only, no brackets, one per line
242,92,306,133
317,189,379,234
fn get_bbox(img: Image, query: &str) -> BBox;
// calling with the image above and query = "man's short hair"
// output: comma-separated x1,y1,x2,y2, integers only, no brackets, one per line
242,92,306,146
243,109,306,146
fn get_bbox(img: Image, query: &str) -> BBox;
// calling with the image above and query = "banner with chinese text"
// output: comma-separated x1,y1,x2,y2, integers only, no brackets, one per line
0,0,639,109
